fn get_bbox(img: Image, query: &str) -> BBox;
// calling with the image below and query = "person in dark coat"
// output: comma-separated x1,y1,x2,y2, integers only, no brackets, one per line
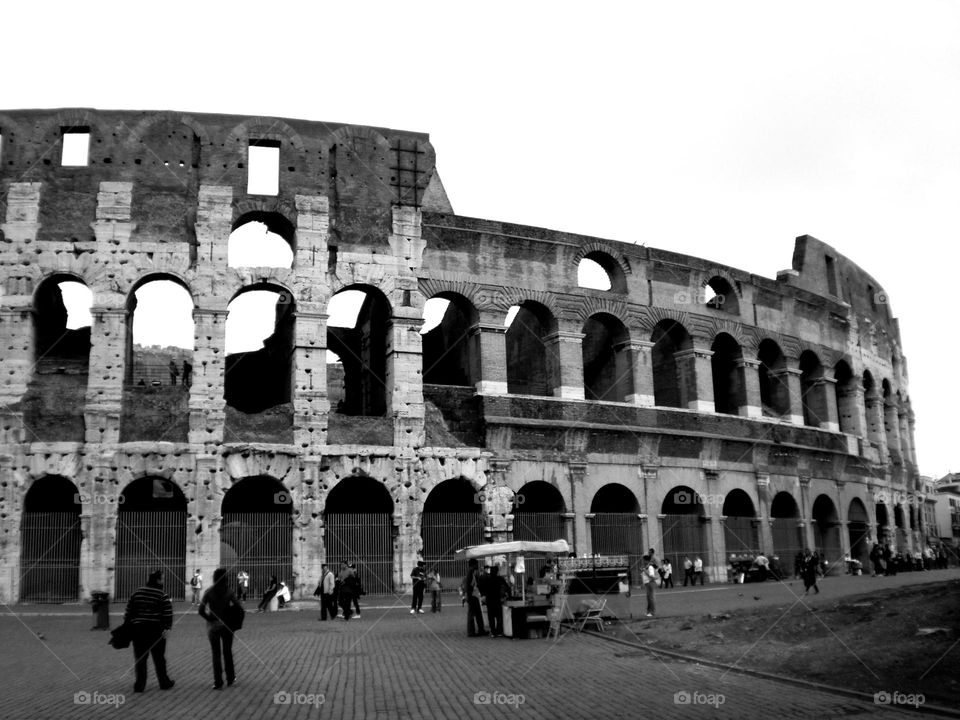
800,549,820,595
481,566,509,637
338,564,360,620
463,558,486,637
198,567,243,689
410,561,426,614
257,575,279,612
123,569,175,693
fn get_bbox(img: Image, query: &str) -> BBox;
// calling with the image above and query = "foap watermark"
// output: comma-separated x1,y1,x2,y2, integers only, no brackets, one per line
874,691,924,708
473,690,526,707
74,690,125,707
473,491,525,507
673,490,723,507
273,690,325,708
75,493,124,506
274,491,293,505
673,289,726,307
674,690,725,707
873,490,917,506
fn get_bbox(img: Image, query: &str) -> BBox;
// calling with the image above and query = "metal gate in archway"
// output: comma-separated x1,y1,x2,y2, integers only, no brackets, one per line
814,521,843,572
220,513,293,600
515,512,566,578
661,514,709,568
771,519,804,576
421,512,483,590
723,517,759,556
115,511,187,601
591,513,643,579
20,512,82,602
325,513,394,594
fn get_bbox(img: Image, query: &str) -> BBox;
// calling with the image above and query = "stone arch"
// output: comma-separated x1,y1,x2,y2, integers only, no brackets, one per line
722,489,759,556
799,350,827,427
582,312,633,402
757,339,790,417
834,359,859,435
20,475,82,602
651,318,693,408
229,210,296,268
812,494,842,572
220,476,294,599
324,475,395,593
711,332,745,415
660,485,709,572
700,273,740,315
421,291,478,387
421,477,484,583
127,111,212,151
575,248,629,293
572,242,631,279
770,491,803,574
226,117,306,153
590,483,643,574
847,497,870,565
506,300,558,397
513,481,567,550
114,477,188,600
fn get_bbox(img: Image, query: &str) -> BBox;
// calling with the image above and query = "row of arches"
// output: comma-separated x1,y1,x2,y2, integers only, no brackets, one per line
18,474,920,601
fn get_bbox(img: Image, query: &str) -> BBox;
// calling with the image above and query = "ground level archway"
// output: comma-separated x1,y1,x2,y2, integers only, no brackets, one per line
770,492,803,576
20,476,82,602
324,476,395,593
421,478,483,587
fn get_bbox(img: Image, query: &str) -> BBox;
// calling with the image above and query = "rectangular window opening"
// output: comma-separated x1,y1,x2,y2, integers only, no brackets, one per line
247,140,280,196
824,254,837,296
61,128,90,166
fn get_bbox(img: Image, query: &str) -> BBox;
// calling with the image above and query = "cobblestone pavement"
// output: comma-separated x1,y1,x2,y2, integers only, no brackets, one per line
1,582,950,720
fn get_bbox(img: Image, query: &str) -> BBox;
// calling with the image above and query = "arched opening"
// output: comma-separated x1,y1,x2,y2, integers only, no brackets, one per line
847,498,870,566
324,476,394,594
758,340,790,417
722,489,758,556
651,320,693,408
591,483,642,578
228,212,295,268
660,486,709,575
577,252,626,293
121,277,194,442
893,504,907,549
770,492,803,576
882,379,901,463
506,301,556,396
421,293,477,387
514,481,566,542
115,477,188,601
421,478,483,586
799,351,826,427
25,276,93,441
19,476,82,602
875,501,890,545
327,286,390,417
812,494,842,573
834,360,858,435
703,276,739,314
224,285,295,442
711,333,745,415
221,476,294,600
582,313,632,402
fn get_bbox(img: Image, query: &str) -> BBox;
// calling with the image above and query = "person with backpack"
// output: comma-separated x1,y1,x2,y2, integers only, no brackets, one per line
462,558,486,636
198,567,243,690
641,555,657,617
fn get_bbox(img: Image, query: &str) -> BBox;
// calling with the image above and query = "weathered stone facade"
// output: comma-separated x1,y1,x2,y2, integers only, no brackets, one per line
0,109,922,602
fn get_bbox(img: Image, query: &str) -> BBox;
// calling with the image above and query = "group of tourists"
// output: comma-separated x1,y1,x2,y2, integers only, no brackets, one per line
313,561,365,620
868,542,950,576
409,560,443,614
460,558,512,636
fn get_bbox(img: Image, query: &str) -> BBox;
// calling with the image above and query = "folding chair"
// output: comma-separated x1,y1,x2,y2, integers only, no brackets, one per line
575,599,606,632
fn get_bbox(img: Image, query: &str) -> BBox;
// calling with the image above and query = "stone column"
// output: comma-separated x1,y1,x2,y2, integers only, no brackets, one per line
772,363,805,425
387,314,425,448
837,382,867,439
883,399,902,463
799,476,815,551
705,514,724,582
865,391,888,461
84,307,126,444
544,323,585,400
641,465,660,551
809,372,840,431
674,343,714,412
195,185,232,268
471,311,508,394
736,358,763,418
293,308,329,450
569,462,588,555
755,473,774,553
191,455,224,575
189,309,228,445
907,406,918,467
623,340,655,406
897,408,912,467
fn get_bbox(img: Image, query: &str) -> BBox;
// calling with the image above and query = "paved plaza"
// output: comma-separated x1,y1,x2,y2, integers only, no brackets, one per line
3,572,958,719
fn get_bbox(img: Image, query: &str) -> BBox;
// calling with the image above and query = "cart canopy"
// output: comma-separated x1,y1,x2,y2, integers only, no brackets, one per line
455,539,569,559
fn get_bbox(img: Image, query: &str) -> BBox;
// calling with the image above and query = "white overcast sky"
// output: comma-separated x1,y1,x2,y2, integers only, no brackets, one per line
4,1,959,479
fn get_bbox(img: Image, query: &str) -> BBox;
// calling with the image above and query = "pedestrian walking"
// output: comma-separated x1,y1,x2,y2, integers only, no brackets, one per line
236,570,249,601
190,569,203,605
349,563,363,618
462,558,486,637
693,556,704,585
257,575,279,612
410,560,426,614
660,558,674,588
198,567,243,690
338,564,360,620
314,564,336,620
801,548,820,594
427,566,442,612
482,566,509,636
682,556,694,586
642,555,657,616
124,569,175,693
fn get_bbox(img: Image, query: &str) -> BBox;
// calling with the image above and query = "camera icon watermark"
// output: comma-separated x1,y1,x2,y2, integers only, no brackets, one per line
473,491,525,507
75,493,124,506
273,690,325,707
74,690,125,707
674,690,725,707
274,491,293,505
873,291,889,305
673,290,725,306
673,490,723,507
473,690,525,707
873,691,924,708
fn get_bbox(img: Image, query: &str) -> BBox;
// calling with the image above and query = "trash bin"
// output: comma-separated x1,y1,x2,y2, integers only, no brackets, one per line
91,592,110,630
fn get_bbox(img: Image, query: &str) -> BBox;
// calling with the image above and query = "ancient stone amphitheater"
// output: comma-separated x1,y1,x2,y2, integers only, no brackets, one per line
0,109,921,603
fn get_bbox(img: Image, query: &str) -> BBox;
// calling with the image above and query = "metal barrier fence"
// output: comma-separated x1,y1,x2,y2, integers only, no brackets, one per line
591,512,644,579
421,512,483,590
220,512,293,600
514,512,566,578
20,512,82,602
771,518,804,577
115,511,187,601
723,517,760,556
324,513,394,594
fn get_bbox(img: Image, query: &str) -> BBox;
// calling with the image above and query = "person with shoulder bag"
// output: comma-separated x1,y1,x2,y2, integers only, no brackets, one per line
642,555,657,617
198,567,243,690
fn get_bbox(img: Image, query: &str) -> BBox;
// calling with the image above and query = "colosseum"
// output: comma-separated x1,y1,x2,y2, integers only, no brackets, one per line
0,108,922,603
